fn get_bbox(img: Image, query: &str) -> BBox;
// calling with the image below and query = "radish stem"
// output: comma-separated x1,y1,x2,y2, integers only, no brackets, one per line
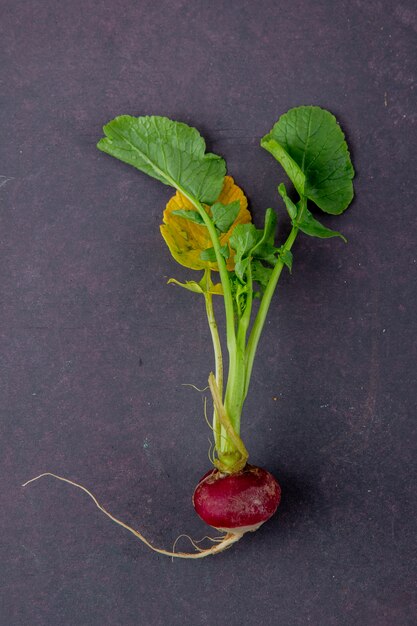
202,269,223,451
244,196,306,396
178,189,237,354
208,373,248,472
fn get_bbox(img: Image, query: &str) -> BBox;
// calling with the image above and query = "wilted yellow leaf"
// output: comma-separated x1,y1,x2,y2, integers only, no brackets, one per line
160,176,251,271
167,278,223,295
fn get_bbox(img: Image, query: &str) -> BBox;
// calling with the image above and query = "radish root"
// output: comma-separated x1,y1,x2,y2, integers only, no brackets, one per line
181,383,209,392
22,473,243,559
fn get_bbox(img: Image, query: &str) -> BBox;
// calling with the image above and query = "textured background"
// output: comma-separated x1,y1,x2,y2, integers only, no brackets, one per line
1,1,416,625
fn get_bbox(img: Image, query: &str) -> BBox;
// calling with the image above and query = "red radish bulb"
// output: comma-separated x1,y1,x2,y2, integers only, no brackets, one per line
193,464,281,533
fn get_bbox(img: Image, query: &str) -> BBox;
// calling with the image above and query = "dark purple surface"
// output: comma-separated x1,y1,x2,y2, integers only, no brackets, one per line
1,1,416,624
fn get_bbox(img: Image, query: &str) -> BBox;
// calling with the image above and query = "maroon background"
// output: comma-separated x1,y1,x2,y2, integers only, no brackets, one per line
1,1,416,625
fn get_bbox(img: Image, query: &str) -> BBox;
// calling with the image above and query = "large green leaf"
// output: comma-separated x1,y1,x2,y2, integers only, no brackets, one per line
261,106,354,214
97,115,226,204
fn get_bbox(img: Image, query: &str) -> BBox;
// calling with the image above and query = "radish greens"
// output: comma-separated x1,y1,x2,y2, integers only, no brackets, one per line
97,106,355,475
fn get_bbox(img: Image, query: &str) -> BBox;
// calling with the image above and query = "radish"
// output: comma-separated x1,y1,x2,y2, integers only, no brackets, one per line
193,465,281,533
24,107,354,558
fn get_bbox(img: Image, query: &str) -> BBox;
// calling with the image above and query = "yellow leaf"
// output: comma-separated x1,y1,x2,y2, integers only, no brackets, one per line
167,278,223,296
160,176,251,271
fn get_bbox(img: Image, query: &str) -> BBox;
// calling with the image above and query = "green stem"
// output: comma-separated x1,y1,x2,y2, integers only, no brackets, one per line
208,373,248,473
178,185,307,472
238,261,253,343
203,270,223,451
219,258,254,462
221,345,246,455
244,196,306,397
179,189,237,355
222,263,253,439
177,190,242,468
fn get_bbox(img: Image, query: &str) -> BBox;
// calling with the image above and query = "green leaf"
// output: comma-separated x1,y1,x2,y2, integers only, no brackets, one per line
98,115,226,204
220,245,230,259
200,248,216,262
261,137,306,197
210,200,240,232
234,258,250,281
252,260,273,290
172,209,205,225
261,106,354,214
278,183,297,219
296,208,347,241
229,224,261,257
229,224,262,281
252,208,278,262
200,245,229,262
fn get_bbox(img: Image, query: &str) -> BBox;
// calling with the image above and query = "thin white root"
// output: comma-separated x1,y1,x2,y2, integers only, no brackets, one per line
172,533,225,553
22,473,243,559
172,534,205,554
203,397,215,432
181,383,209,392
